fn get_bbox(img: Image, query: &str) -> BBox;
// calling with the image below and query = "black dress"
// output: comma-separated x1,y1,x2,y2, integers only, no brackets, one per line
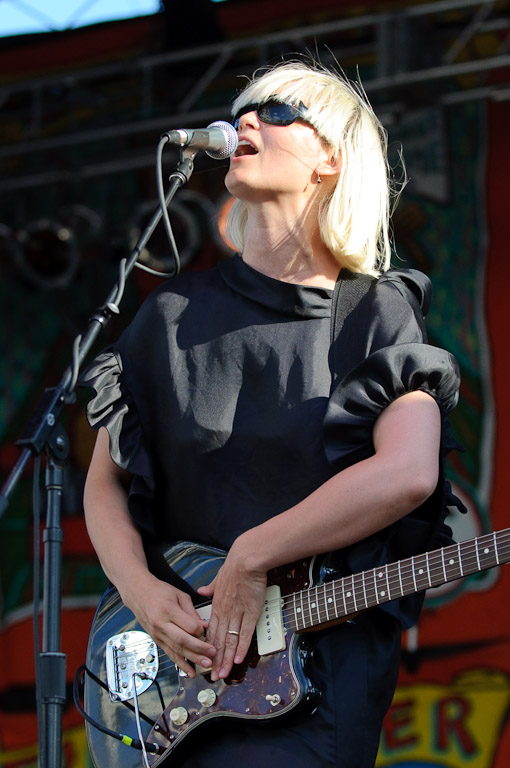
81,254,461,767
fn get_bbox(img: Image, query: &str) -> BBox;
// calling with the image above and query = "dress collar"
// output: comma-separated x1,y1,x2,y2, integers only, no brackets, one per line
218,254,333,318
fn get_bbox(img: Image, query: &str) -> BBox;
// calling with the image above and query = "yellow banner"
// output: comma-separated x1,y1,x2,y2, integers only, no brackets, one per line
377,669,510,768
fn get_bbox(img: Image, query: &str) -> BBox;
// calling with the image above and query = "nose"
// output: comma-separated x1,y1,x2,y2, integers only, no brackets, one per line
237,109,259,131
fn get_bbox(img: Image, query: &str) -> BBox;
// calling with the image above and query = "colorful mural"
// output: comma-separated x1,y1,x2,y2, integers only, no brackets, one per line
374,97,510,768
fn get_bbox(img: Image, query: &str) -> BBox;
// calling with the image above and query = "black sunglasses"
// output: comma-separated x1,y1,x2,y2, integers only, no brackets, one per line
232,98,309,131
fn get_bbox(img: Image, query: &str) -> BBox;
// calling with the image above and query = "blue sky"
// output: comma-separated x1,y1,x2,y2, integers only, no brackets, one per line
0,0,162,38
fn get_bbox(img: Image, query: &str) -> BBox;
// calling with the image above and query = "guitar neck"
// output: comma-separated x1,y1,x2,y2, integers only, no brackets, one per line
284,529,510,632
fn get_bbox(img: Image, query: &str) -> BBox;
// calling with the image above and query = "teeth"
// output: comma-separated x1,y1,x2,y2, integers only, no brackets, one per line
236,138,257,156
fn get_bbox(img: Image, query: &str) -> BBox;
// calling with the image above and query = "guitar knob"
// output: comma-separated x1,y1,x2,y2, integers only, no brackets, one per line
169,706,188,726
197,688,216,707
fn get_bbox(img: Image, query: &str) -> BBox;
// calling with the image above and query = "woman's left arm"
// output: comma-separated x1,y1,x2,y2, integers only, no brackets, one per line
200,390,441,680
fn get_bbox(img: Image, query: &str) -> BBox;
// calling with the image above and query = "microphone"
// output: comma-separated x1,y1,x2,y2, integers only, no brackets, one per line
162,120,238,160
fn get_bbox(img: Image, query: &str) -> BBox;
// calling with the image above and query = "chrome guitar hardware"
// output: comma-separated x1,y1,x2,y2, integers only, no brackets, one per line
105,631,159,702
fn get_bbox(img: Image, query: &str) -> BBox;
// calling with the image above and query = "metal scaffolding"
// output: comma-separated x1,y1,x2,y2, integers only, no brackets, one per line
0,0,508,194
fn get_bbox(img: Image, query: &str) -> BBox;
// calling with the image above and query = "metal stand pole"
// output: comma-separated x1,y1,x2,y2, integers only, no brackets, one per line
0,148,195,767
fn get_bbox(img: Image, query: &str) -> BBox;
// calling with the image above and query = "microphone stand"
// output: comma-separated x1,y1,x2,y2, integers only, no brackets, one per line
0,148,196,768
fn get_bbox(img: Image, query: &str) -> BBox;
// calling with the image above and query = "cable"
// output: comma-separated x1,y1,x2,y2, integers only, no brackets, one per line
154,136,181,278
133,674,151,768
73,666,161,755
105,257,127,314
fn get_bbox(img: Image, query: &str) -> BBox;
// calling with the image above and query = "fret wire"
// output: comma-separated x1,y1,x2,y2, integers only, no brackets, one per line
475,537,481,571
305,588,312,627
440,548,446,583
310,585,317,625
324,583,331,622
376,568,386,602
351,574,358,612
494,532,500,565
322,584,328,621
299,589,305,630
306,589,311,626
457,542,463,576
308,586,315,626
413,554,424,590
314,584,322,624
292,591,298,630
411,557,417,592
332,579,338,618
385,564,391,601
474,537,480,569
372,568,380,604
341,577,348,615
278,531,510,629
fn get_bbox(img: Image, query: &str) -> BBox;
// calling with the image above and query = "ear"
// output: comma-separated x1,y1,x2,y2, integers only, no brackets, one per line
317,150,341,179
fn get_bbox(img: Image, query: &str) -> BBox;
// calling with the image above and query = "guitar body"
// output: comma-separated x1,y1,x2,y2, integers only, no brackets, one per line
84,542,322,768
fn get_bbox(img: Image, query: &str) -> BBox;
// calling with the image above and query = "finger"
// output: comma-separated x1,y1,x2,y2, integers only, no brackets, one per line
197,576,216,597
161,631,217,678
172,599,210,639
234,621,253,666
216,626,243,679
207,614,229,681
210,610,244,681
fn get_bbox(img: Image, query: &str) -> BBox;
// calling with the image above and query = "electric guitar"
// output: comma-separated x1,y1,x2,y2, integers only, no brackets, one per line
80,530,510,767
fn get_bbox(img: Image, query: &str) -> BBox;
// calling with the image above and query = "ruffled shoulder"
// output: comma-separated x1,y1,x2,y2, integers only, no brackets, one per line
79,347,153,482
324,342,461,471
377,268,432,317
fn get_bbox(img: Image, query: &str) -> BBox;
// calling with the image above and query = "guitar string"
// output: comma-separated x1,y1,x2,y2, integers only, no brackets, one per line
282,541,510,630
115,537,510,655
122,556,510,678
113,533,510,655
119,539,510,679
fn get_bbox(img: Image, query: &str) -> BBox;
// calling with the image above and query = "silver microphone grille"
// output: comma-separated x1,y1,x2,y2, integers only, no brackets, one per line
206,120,238,160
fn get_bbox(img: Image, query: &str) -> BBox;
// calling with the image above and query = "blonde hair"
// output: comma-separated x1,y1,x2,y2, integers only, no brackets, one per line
226,61,400,276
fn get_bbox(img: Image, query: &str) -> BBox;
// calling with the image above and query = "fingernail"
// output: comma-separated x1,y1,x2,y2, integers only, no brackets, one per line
200,658,212,668
219,668,226,679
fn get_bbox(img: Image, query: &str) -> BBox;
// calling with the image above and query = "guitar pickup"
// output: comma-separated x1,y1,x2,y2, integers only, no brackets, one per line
256,585,286,656
195,588,285,658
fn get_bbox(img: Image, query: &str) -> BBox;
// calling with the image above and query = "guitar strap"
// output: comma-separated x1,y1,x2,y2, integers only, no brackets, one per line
329,267,376,387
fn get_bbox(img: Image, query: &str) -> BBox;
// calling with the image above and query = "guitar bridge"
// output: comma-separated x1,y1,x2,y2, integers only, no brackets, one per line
105,630,159,702
256,585,286,655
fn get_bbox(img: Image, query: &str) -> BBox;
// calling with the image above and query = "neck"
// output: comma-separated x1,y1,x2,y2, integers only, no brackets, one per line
241,199,340,289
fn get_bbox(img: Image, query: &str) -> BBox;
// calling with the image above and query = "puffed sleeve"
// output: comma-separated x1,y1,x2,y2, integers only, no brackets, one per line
324,342,461,471
79,346,154,483
325,268,460,469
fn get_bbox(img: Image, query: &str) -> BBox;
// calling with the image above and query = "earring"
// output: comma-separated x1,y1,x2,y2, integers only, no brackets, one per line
316,170,322,184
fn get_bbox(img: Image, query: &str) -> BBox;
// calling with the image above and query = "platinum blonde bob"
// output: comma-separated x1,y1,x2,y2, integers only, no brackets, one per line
225,61,399,276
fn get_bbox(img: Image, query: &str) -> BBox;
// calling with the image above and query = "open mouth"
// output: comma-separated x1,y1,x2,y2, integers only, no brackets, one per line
234,139,258,157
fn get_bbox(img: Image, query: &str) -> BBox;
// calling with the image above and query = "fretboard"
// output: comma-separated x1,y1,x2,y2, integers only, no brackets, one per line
283,529,510,632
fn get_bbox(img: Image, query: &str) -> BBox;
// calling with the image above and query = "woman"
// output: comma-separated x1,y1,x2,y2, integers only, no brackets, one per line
82,61,461,766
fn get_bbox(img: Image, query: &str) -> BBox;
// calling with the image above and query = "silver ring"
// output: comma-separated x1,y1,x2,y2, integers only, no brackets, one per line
227,630,240,636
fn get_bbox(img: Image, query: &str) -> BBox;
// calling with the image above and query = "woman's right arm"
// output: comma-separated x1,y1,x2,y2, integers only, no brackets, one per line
83,427,216,677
